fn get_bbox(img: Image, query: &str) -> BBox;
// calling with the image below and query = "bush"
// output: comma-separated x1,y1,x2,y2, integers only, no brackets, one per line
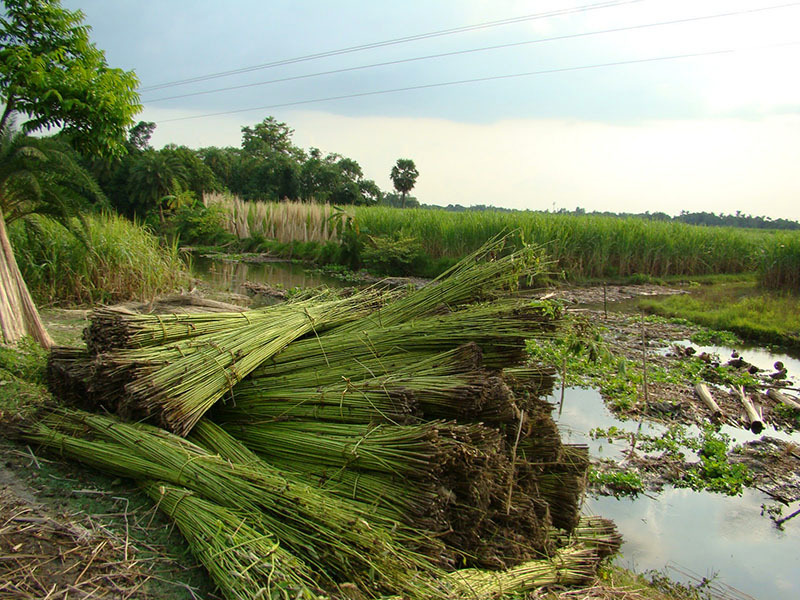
11,213,186,306
166,202,235,246
361,235,425,276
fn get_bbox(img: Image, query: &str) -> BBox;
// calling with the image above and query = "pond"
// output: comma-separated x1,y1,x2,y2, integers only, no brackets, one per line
552,371,800,599
190,255,348,301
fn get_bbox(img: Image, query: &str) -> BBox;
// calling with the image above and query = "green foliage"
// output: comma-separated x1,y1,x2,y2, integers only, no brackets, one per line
0,0,141,157
165,201,233,246
389,158,419,207
10,212,185,305
679,426,752,495
638,283,800,350
126,149,189,220
588,467,644,497
0,335,46,384
351,206,774,281
361,234,425,276
773,402,800,429
759,232,800,292
0,126,105,224
527,316,639,411
0,336,48,421
688,328,741,347
592,423,752,496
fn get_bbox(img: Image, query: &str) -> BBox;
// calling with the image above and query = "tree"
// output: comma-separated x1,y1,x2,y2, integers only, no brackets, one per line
0,0,140,156
127,150,188,222
241,117,305,162
0,124,104,346
0,0,141,347
389,159,418,208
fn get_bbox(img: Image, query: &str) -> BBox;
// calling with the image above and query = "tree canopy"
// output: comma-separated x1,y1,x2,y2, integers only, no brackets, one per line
390,158,419,208
0,0,141,157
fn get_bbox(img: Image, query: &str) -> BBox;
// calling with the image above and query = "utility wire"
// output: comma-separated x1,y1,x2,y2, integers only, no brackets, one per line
144,1,800,103
155,40,800,124
139,0,646,92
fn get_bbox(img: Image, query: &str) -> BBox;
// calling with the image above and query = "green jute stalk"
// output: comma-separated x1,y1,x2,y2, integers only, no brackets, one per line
17,408,449,598
446,545,600,598
249,300,558,382
142,482,323,600
106,291,390,435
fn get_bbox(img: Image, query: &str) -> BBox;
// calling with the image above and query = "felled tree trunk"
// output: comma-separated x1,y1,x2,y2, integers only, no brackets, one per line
0,209,54,348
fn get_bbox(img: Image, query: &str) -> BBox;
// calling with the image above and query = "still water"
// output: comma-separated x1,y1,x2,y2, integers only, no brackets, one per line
553,374,800,599
190,255,347,299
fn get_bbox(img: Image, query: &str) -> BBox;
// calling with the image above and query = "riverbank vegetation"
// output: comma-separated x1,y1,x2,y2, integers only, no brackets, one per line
10,213,186,306
638,283,800,350
197,193,800,290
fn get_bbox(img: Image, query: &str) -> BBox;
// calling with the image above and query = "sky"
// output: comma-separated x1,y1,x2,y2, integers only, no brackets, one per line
62,0,800,220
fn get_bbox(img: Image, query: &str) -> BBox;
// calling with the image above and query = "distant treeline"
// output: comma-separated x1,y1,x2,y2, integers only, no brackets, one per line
424,204,800,231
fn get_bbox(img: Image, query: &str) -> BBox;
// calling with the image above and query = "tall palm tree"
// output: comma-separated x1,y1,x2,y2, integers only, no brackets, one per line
0,122,104,347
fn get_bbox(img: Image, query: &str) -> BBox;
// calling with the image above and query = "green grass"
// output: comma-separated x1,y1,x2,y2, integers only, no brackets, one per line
10,213,187,306
353,207,783,280
759,231,800,291
637,283,800,350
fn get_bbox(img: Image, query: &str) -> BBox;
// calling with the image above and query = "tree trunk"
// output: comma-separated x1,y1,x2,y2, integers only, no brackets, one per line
0,209,54,348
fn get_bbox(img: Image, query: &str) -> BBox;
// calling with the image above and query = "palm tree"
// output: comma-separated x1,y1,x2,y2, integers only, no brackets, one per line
127,150,188,222
0,123,104,347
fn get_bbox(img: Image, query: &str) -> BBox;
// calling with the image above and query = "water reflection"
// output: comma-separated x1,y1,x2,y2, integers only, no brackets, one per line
552,386,800,599
191,256,346,298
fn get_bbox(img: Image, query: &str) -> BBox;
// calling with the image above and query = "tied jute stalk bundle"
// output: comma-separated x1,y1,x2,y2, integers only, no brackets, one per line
98,290,391,435
142,482,323,600
250,299,559,383
84,286,386,353
446,545,600,599
217,344,538,425
16,408,449,598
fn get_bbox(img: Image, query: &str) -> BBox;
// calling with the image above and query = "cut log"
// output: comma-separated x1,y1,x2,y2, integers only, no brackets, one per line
767,388,800,411
694,383,722,420
734,386,764,434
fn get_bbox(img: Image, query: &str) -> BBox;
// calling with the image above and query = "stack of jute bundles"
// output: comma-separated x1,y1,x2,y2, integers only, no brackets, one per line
32,236,619,600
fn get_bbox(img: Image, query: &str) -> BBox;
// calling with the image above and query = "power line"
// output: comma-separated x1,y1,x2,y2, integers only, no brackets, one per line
143,2,800,104
155,40,800,124
139,0,646,92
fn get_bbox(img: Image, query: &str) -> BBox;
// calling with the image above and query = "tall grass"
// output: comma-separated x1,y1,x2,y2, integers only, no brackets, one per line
353,207,768,279
204,192,351,243
759,232,800,292
203,196,797,284
11,213,186,306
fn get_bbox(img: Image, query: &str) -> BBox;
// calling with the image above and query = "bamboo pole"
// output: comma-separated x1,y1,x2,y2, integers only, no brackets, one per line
734,385,764,434
694,383,722,420
767,388,800,411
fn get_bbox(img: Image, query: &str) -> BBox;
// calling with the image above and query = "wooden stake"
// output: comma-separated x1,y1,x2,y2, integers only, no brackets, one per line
768,388,800,411
641,314,649,407
505,409,525,515
694,383,722,420
735,385,764,434
558,356,567,418
603,283,607,320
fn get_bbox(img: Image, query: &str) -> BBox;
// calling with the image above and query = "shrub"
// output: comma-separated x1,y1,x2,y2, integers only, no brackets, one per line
11,213,186,306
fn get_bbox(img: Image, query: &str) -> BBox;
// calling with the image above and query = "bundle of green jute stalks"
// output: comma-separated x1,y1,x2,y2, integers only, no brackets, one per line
16,408,453,599
14,407,620,600
76,236,549,434
40,235,624,594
